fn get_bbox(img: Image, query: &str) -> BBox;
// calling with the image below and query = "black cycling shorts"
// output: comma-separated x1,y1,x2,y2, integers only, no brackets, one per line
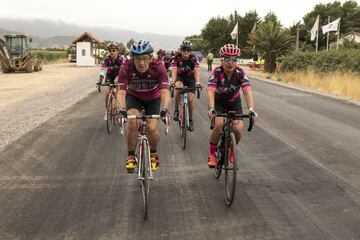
215,96,243,114
126,94,160,115
176,74,196,93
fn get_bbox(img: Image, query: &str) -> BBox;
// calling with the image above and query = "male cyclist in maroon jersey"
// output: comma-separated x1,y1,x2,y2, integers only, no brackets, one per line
171,40,201,131
116,40,170,173
97,42,124,120
207,44,257,168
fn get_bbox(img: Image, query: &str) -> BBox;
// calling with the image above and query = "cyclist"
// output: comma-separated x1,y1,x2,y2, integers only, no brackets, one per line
98,42,124,120
207,44,257,168
116,40,170,173
171,40,201,131
207,51,214,71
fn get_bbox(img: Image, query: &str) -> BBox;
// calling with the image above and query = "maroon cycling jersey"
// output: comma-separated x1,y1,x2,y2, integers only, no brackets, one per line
100,55,124,80
208,66,251,102
171,54,199,77
118,60,169,101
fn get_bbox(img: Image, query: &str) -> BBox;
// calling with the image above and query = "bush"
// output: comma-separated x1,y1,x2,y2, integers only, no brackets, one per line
280,50,360,73
32,50,68,63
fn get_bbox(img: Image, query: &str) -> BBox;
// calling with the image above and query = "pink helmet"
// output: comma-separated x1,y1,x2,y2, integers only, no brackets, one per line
219,44,241,57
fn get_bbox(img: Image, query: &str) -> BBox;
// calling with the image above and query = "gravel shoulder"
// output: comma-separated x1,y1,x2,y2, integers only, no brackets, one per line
0,63,98,151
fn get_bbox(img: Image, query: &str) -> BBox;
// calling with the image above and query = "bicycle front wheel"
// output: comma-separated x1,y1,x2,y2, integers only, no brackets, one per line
140,140,150,220
214,141,223,179
224,133,237,206
106,96,113,134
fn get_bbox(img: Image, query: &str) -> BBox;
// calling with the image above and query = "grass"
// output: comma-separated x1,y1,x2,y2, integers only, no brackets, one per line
32,50,68,64
247,67,360,100
275,70,360,100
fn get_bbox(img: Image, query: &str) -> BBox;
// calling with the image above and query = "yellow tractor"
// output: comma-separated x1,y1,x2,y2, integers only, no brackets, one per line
0,33,42,73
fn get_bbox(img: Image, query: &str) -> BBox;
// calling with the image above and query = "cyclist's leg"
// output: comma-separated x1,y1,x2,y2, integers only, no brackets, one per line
174,76,184,120
144,98,161,171
229,97,244,143
125,94,141,170
185,75,196,122
208,101,224,167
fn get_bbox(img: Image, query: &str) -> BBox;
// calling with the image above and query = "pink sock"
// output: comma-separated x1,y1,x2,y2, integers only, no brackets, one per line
209,143,217,156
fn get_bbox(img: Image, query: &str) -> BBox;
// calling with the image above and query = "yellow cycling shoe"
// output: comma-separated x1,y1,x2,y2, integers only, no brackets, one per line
125,156,137,173
150,153,160,172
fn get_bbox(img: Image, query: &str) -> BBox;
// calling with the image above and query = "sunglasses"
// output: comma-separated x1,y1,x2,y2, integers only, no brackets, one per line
133,56,151,62
109,49,118,52
181,49,191,52
222,57,238,63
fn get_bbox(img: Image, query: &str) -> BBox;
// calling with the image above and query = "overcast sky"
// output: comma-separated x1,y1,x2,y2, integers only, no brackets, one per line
1,0,358,36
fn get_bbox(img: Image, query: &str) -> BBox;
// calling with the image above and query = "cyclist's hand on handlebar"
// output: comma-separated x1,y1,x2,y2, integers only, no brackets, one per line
249,109,258,121
160,108,170,124
208,108,217,120
116,109,127,125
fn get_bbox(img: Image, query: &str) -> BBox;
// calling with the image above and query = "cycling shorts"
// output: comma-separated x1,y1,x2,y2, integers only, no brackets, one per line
215,96,242,115
176,74,196,93
126,93,160,115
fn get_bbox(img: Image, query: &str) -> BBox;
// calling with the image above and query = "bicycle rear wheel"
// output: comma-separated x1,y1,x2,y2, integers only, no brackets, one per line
140,140,150,220
224,133,237,206
106,96,113,134
182,105,187,149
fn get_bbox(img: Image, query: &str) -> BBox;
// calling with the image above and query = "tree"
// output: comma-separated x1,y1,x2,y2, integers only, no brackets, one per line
126,38,135,50
184,34,207,54
201,17,231,56
255,21,294,72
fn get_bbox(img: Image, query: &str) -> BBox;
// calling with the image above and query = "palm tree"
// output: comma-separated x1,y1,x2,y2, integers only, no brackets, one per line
255,21,294,72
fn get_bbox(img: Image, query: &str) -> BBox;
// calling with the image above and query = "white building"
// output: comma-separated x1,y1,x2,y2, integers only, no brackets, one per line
71,32,101,66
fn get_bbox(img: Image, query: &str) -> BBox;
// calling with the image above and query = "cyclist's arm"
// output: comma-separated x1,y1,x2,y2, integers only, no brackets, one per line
194,68,200,84
194,58,200,84
117,90,126,110
160,89,170,109
208,89,215,109
171,67,177,84
242,88,255,111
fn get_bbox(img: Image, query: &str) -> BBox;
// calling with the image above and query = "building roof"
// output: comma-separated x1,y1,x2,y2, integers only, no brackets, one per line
342,31,360,37
71,32,101,44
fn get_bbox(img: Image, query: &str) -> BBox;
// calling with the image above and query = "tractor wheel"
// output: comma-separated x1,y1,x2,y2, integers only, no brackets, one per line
25,62,33,73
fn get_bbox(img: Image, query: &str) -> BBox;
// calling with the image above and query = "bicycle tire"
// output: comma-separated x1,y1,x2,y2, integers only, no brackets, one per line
106,96,113,134
214,140,223,179
140,139,150,220
224,132,237,206
182,105,187,149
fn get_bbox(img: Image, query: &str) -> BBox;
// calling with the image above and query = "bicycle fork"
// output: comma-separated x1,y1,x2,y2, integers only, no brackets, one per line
137,138,155,181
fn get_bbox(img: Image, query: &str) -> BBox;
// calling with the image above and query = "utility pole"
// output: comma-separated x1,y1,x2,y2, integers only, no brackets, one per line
326,16,330,51
296,25,299,50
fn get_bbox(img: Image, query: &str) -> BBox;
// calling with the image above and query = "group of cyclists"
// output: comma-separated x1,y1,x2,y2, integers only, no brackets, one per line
97,39,257,173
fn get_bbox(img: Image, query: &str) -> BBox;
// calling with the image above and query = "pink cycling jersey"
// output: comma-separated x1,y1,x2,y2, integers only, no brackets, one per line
208,66,251,102
171,54,199,77
118,60,169,101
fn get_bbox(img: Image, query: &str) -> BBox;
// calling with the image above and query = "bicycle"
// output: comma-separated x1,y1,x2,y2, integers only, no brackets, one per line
170,85,201,149
126,109,169,220
210,111,254,206
97,82,120,134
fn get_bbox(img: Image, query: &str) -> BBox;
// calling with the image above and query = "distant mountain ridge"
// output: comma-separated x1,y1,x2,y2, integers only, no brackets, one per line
0,18,184,49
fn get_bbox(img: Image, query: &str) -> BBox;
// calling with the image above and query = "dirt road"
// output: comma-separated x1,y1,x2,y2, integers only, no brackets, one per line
0,63,98,151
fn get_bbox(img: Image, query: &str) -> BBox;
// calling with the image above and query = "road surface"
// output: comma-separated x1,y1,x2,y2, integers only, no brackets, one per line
0,68,360,239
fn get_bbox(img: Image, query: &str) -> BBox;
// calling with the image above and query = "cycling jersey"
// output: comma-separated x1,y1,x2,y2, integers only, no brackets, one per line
100,55,124,80
208,66,251,102
118,60,169,101
171,54,199,77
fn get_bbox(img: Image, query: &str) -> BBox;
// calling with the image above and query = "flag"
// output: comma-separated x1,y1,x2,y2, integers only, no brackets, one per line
310,15,319,41
322,18,340,34
230,23,238,40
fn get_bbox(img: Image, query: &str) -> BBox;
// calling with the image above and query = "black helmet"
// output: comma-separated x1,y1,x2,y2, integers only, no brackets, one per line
180,40,193,51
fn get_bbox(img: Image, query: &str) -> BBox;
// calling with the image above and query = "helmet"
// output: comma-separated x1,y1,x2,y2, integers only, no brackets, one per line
130,40,154,55
219,44,241,57
180,40,193,50
107,42,119,50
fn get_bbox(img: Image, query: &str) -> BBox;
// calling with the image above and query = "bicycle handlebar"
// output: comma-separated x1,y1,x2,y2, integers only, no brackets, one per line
127,114,170,135
96,82,120,93
169,85,202,99
210,112,255,132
